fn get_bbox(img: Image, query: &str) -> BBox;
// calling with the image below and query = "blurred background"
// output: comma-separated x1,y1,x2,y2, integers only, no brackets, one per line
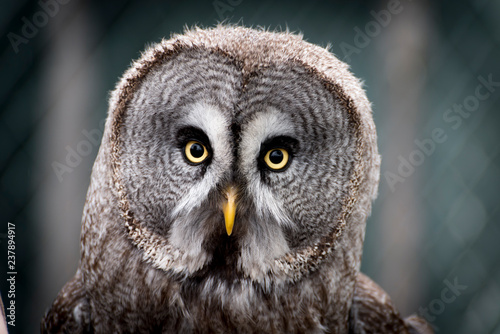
1,0,499,332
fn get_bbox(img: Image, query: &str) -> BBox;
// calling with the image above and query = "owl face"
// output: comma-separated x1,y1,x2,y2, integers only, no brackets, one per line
115,47,358,283
101,26,380,289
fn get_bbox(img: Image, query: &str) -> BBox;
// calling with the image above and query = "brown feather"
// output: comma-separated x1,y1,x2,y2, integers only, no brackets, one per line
349,273,433,334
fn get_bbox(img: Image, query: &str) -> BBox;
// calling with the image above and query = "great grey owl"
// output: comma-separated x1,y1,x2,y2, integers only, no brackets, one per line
42,25,432,333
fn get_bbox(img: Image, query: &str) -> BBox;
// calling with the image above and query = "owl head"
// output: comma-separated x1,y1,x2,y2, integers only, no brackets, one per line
91,25,380,288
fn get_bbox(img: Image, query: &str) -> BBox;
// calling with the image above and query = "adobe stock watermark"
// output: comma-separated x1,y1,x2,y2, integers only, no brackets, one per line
5,222,16,328
418,277,467,331
213,0,243,20
52,119,106,182
385,74,499,192
7,0,71,54
339,0,411,62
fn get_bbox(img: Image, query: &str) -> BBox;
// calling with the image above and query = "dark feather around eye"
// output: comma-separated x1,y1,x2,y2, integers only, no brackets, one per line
176,127,212,150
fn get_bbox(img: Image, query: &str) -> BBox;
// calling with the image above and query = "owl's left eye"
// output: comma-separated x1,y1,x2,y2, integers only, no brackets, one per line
258,136,298,173
184,141,209,164
264,148,290,171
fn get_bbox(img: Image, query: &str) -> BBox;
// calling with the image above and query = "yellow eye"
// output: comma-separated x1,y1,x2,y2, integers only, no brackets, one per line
264,148,289,170
184,141,209,164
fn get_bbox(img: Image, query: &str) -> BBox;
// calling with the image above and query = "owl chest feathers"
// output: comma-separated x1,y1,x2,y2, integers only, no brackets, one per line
83,210,353,333
88,249,352,333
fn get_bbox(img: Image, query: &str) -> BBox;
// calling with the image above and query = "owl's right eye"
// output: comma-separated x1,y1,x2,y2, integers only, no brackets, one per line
184,141,209,165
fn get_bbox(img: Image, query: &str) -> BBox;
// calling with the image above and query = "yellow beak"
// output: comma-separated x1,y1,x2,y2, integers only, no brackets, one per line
222,185,238,236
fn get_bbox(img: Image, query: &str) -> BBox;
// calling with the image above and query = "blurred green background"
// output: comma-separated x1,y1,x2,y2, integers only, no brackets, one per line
1,0,499,333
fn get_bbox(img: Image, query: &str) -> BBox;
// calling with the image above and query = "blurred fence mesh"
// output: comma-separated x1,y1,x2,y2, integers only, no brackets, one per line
1,0,499,333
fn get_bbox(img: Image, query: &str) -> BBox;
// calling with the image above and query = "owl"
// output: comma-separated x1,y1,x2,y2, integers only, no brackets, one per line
41,25,432,333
